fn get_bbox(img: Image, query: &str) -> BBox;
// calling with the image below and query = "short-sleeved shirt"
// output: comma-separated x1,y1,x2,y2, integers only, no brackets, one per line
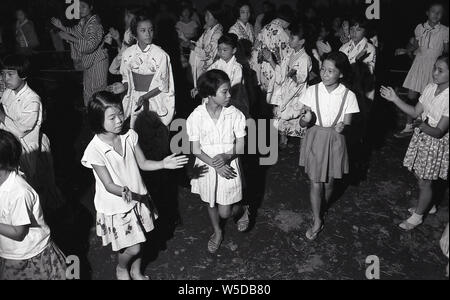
208,56,243,88
300,83,360,127
186,104,247,157
81,130,147,215
419,84,449,127
0,172,50,260
415,22,449,53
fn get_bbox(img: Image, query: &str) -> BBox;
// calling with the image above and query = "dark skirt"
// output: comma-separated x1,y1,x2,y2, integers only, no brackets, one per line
299,125,349,183
0,241,66,280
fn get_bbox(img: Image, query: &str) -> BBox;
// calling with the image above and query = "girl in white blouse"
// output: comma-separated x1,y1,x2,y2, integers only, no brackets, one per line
381,55,449,231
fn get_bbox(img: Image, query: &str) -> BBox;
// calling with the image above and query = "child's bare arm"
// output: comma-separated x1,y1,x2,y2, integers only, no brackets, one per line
212,137,245,168
419,116,449,139
0,223,29,242
135,144,188,171
92,164,129,197
192,141,214,167
380,86,424,118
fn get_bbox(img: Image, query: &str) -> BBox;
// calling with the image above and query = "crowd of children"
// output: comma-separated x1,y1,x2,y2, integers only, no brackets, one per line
0,0,448,280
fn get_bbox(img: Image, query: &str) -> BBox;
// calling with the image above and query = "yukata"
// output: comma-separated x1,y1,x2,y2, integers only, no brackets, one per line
121,44,175,127
63,15,109,106
229,20,255,44
189,24,223,86
272,48,312,137
252,19,291,102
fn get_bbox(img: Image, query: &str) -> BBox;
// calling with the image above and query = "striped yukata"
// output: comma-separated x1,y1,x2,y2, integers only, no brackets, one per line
186,104,247,208
64,15,108,106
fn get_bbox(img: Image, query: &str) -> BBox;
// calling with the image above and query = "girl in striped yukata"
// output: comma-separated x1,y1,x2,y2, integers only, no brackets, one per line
51,0,108,107
186,70,250,254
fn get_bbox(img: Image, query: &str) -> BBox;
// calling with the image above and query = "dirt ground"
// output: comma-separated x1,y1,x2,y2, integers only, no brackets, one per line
49,127,448,280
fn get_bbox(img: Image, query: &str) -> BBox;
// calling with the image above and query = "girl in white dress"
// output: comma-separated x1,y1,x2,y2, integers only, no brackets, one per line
186,70,250,254
395,3,449,137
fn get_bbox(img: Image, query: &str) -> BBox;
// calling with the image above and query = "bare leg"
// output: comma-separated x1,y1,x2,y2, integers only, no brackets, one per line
310,182,324,230
208,206,223,245
117,244,142,280
415,179,433,215
129,244,149,280
324,177,335,214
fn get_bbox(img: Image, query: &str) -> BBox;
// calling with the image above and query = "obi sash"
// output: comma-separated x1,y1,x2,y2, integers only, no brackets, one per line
132,72,154,92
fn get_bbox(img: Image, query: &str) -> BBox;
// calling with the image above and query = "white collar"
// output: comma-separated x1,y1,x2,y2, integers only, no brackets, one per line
13,83,30,98
424,22,441,30
319,82,346,95
93,132,130,155
0,172,16,193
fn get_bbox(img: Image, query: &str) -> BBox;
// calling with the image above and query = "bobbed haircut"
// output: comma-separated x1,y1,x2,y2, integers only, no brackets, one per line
324,51,352,82
205,2,223,22
218,33,238,49
436,54,449,68
130,12,153,37
234,0,252,20
88,91,124,134
0,129,22,172
1,54,31,79
197,69,231,99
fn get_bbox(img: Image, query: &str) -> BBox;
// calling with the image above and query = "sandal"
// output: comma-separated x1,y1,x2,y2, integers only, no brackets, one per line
116,266,131,280
208,233,223,254
399,219,422,231
237,206,250,232
305,224,324,241
130,270,150,280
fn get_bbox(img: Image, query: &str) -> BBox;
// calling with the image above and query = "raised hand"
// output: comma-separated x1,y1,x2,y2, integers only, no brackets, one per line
109,28,120,41
51,18,64,30
395,48,407,56
380,86,399,102
107,82,126,95
163,154,189,169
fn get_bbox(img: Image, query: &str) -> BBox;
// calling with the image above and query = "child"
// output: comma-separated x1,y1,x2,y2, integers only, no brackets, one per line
186,70,250,254
0,129,66,280
81,91,188,280
108,14,175,127
229,0,255,44
395,2,449,138
177,5,200,68
189,3,224,86
265,23,312,148
380,55,449,231
0,55,62,217
51,0,109,107
107,7,138,75
252,6,294,101
314,24,332,64
299,52,359,240
15,9,40,56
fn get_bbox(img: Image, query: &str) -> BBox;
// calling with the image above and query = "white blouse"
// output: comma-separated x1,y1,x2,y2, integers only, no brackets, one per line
419,84,449,127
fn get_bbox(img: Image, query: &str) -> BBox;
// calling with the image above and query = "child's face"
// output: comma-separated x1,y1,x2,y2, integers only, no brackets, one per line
320,59,343,86
136,20,153,45
218,43,236,62
239,5,251,24
80,2,93,18
319,27,329,39
289,34,304,49
427,5,444,24
350,24,366,43
1,70,25,90
432,59,449,85
210,82,231,107
16,10,26,22
103,106,124,134
181,8,191,20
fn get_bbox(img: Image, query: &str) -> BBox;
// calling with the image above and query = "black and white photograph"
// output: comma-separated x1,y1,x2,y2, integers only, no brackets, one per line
0,0,448,284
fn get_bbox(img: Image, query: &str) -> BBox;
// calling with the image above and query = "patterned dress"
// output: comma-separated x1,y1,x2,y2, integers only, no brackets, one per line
189,23,223,86
272,48,312,137
229,21,255,44
403,84,449,180
252,19,291,102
